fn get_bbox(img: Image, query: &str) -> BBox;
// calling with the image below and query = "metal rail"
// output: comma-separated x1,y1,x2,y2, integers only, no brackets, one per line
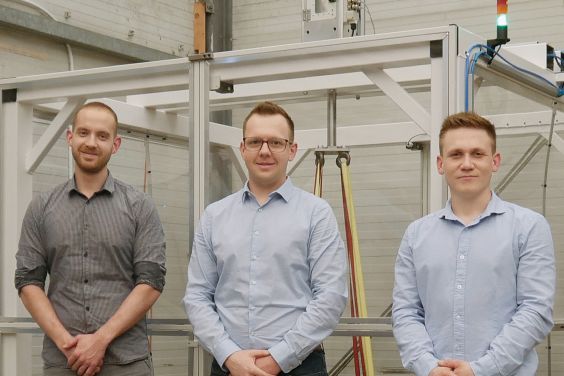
2,317,564,336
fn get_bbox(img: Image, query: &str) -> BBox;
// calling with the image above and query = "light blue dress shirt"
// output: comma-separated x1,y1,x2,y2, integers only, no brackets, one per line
184,178,348,373
393,192,555,376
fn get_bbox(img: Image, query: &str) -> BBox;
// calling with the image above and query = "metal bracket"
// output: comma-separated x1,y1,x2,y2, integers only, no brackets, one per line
215,80,234,94
2,89,17,103
204,0,215,13
314,146,351,167
189,52,214,61
430,40,443,58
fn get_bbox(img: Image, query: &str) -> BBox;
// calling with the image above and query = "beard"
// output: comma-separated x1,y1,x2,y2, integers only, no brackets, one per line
71,147,112,174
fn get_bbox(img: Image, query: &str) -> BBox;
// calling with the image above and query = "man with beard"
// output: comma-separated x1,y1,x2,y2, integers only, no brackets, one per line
15,102,166,376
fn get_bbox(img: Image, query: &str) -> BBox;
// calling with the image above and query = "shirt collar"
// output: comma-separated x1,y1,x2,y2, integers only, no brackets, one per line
439,191,507,222
67,171,115,196
242,177,295,203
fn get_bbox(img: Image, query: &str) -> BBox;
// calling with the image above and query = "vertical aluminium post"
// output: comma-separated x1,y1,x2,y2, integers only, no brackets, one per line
428,36,450,212
188,57,210,248
327,89,337,147
188,55,211,376
0,95,33,376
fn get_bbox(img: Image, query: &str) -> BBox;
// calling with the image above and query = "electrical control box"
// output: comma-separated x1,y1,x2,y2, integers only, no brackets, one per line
302,0,362,42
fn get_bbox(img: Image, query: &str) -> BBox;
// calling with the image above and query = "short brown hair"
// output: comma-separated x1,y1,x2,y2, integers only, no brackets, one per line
439,112,496,154
73,102,119,135
243,101,295,142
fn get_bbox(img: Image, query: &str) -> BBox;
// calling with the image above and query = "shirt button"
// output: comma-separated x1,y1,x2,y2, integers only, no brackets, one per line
460,255,465,260
254,231,259,235
250,281,256,285
250,306,255,311
86,306,90,311
83,252,88,257
251,255,257,260
457,284,462,289
84,279,88,283
456,315,461,320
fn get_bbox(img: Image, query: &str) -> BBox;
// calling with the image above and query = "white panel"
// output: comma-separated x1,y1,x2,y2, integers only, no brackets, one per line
24,0,193,56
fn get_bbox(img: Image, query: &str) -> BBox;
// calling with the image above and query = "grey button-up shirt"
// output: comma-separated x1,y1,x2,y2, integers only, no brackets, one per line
15,173,166,367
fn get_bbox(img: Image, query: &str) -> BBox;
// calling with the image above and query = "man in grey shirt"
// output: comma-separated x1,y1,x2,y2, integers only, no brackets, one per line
15,102,166,376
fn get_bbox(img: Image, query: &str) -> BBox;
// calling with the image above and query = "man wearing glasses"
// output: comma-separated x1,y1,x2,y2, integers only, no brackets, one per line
184,101,348,376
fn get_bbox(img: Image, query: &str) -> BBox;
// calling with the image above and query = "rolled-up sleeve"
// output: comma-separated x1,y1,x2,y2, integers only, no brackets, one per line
133,195,167,292
15,196,48,292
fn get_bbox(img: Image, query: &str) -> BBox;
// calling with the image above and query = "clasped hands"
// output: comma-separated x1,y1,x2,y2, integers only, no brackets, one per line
430,359,475,376
60,332,110,376
225,349,281,376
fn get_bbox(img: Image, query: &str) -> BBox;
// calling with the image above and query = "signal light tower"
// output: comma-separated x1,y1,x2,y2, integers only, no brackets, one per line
487,0,510,49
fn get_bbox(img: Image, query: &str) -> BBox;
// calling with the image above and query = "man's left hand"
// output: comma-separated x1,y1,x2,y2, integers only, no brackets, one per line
255,355,281,375
438,359,475,376
67,333,109,376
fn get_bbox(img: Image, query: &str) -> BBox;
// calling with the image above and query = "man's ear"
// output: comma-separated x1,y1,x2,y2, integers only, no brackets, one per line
66,128,73,146
436,154,445,175
492,152,501,172
288,142,298,161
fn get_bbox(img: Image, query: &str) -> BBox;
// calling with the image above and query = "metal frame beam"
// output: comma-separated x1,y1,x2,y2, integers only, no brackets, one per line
2,25,564,375
363,67,431,134
26,98,85,173
0,58,190,104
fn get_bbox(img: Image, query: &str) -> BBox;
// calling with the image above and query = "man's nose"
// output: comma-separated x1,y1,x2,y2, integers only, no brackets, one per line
84,134,97,146
258,141,271,154
461,154,473,168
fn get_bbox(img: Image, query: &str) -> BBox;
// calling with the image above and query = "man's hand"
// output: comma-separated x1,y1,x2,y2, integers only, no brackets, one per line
67,333,110,376
429,366,456,376
438,359,475,376
59,335,78,359
225,350,276,376
255,355,281,375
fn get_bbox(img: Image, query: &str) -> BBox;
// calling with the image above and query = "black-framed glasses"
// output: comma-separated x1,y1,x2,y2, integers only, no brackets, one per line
243,137,290,153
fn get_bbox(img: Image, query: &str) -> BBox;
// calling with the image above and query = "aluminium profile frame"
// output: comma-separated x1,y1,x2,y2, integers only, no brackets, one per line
4,25,564,375
0,26,456,375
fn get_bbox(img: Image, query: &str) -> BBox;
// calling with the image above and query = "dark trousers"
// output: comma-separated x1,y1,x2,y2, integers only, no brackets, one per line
211,349,328,376
44,357,153,376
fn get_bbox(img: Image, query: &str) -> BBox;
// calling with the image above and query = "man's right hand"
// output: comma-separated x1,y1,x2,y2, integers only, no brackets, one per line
225,350,276,376
60,336,78,359
429,366,456,376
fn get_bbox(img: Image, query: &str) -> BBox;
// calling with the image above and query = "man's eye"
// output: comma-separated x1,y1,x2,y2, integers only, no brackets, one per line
248,139,261,146
270,140,283,146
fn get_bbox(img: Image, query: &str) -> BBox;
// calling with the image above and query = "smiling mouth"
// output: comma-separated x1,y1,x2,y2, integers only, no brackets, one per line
80,151,98,158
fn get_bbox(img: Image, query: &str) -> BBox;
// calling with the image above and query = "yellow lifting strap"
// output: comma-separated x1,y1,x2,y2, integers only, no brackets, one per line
339,157,375,376
314,150,375,376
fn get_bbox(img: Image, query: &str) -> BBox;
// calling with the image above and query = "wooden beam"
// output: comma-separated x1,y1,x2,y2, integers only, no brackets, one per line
193,2,206,54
